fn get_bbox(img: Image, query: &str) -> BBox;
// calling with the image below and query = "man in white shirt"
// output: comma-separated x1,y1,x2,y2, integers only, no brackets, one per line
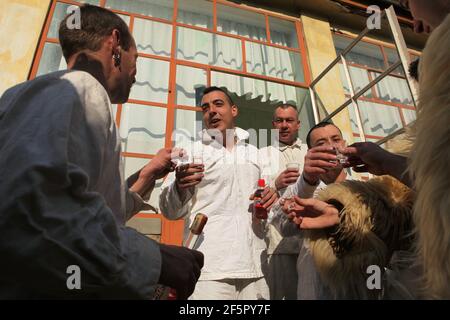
258,104,307,300
0,5,202,299
160,86,278,300
270,121,349,299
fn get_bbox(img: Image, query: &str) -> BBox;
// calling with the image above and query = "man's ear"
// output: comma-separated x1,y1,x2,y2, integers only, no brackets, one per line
111,29,122,55
231,105,238,118
111,29,122,69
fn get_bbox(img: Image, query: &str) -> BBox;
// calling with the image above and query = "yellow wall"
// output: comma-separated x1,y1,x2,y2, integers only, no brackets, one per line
0,0,51,96
301,14,354,144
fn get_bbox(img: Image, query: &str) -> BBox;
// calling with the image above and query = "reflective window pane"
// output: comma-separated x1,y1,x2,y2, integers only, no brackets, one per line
245,42,304,82
36,42,67,76
106,0,173,21
370,72,414,106
119,104,166,154
177,0,213,29
384,47,400,66
177,27,242,70
402,108,417,125
133,18,172,57
130,58,170,103
338,64,373,98
176,65,207,106
334,35,385,70
217,4,267,41
269,16,298,48
173,109,203,144
351,100,403,137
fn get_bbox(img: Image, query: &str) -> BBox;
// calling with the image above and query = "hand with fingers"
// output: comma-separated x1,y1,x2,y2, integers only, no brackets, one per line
281,196,340,229
275,169,300,190
303,145,339,185
249,186,279,212
343,142,410,186
175,161,205,192
130,147,180,196
158,244,204,300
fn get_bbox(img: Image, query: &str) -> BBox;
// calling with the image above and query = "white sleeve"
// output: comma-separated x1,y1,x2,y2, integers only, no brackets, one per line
268,201,302,237
290,173,320,198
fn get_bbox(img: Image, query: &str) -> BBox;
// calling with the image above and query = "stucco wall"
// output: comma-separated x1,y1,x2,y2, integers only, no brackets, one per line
0,0,51,96
301,14,355,144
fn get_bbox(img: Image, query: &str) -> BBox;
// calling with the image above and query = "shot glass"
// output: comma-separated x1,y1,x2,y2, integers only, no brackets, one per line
286,162,300,171
192,155,203,165
333,142,348,165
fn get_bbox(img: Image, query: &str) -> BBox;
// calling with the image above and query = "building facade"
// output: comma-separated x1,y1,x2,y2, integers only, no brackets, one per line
0,0,425,244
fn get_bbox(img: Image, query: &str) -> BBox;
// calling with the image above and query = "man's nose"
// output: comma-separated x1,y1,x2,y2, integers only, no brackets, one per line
209,104,217,114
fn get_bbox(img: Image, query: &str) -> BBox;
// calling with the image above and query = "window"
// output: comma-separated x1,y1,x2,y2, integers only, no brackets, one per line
30,0,310,227
130,58,170,103
217,3,267,41
332,33,418,142
120,103,167,154
177,26,243,70
178,0,213,29
133,19,172,57
269,16,299,48
245,42,304,82
105,0,174,21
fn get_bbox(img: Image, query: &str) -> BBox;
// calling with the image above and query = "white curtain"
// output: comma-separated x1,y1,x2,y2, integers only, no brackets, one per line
130,58,170,103
338,64,372,97
176,65,207,106
176,26,243,70
268,17,298,48
133,18,172,57
119,103,167,155
370,72,414,105
402,108,417,125
173,109,204,144
216,4,267,41
348,100,403,137
105,0,173,21
177,0,213,29
245,42,304,83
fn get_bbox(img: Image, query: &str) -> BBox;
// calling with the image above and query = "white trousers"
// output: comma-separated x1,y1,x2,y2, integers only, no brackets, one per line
189,277,269,300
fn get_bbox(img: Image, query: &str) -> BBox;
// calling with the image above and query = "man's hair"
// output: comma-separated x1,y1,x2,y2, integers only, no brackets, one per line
201,86,234,106
306,121,342,148
408,58,420,81
273,103,299,120
59,4,133,61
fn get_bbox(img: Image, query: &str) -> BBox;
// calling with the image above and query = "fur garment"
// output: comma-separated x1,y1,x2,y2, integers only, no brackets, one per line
306,176,415,299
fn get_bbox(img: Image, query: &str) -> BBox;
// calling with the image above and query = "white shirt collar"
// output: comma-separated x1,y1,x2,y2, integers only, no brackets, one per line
278,138,303,151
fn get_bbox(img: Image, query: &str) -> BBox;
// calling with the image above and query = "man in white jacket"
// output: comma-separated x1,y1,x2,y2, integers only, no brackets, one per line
160,86,278,300
0,5,203,299
258,104,307,300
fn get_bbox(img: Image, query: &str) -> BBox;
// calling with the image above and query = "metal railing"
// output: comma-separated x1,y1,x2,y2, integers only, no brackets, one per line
308,6,419,146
